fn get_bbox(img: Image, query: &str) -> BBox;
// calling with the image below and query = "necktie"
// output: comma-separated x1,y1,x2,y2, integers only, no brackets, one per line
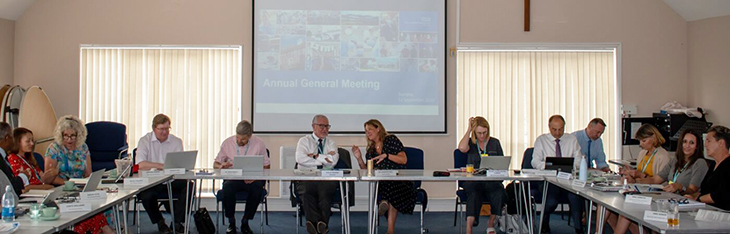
317,139,324,154
555,139,562,157
586,139,592,168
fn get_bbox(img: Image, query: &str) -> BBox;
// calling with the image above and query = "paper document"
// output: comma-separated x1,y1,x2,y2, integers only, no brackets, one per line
19,189,53,198
69,178,89,185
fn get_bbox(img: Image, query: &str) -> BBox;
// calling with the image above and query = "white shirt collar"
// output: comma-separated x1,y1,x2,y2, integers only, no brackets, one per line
311,133,325,141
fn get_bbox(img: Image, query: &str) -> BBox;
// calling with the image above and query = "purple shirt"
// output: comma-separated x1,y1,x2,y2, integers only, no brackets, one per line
215,135,270,167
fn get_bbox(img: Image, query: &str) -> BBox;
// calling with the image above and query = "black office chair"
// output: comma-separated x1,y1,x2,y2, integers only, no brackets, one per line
214,149,270,230
404,147,428,234
521,147,571,224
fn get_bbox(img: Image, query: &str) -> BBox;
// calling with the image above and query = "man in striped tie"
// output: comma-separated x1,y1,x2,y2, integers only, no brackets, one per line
531,115,585,234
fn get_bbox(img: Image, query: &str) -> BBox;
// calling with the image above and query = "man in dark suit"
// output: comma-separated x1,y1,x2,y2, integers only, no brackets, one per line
0,122,25,196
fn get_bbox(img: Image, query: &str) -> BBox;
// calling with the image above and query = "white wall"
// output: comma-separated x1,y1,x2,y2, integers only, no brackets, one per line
688,15,730,127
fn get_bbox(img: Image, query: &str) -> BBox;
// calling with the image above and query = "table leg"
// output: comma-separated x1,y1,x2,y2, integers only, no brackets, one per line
339,181,349,234
587,200,593,234
597,205,606,234
113,205,122,234
527,181,535,234
368,181,374,234
184,179,193,234
167,180,176,234
638,224,644,234
345,181,351,234
123,200,129,234
520,182,532,234
538,180,548,234
514,181,521,234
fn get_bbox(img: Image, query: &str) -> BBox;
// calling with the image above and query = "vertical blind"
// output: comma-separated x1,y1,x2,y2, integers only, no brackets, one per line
80,47,242,191
456,51,617,168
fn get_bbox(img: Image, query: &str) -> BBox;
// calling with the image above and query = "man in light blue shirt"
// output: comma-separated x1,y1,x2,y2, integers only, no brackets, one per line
573,118,610,172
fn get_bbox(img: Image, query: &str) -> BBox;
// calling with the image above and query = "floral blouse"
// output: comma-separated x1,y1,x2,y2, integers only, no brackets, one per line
44,142,90,179
7,153,43,185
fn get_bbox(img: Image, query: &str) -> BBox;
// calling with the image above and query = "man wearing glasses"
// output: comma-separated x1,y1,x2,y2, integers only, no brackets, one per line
136,114,188,234
295,114,339,234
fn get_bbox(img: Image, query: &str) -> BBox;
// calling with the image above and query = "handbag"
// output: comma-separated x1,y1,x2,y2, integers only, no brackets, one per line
193,207,216,234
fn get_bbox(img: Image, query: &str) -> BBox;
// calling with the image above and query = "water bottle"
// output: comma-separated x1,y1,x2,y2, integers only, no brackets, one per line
2,185,15,222
579,155,588,182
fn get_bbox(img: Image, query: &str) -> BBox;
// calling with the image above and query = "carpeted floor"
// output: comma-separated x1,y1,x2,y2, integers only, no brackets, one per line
129,210,614,234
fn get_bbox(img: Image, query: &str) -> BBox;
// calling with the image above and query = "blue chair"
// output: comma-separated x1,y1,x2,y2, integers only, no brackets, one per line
453,149,467,226
404,147,428,234
33,153,44,171
214,149,270,230
85,121,128,171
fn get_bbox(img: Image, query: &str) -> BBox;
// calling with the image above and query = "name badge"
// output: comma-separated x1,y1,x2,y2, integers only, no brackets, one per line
80,191,107,201
321,170,344,177
486,170,509,177
557,172,572,180
625,195,653,205
124,178,149,187
221,169,243,176
142,170,164,177
643,211,668,223
374,170,398,177
59,203,92,213
165,168,186,175
571,180,587,188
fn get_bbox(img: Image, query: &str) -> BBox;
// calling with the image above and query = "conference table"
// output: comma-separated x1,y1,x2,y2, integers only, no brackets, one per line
13,174,175,234
359,169,546,234
547,177,730,234
174,169,359,234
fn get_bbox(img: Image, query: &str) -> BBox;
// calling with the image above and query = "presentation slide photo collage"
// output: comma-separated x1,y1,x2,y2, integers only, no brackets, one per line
257,10,439,73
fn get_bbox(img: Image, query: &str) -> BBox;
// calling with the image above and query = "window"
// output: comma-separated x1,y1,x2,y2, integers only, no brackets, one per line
80,46,242,191
456,49,618,168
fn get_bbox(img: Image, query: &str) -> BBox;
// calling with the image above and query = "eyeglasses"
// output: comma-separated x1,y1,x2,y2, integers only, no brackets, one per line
669,198,690,204
313,124,331,129
155,127,171,131
62,134,77,140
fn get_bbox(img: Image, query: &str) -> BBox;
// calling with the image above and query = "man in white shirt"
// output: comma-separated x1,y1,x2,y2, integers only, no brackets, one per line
136,114,188,234
295,115,339,234
532,115,585,234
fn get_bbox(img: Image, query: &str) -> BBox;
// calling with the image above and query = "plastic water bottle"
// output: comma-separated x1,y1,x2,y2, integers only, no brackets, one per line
2,185,15,222
578,155,588,182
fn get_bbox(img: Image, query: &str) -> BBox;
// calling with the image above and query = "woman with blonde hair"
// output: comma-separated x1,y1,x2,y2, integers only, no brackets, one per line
42,115,115,234
457,116,506,234
352,119,415,234
620,124,672,182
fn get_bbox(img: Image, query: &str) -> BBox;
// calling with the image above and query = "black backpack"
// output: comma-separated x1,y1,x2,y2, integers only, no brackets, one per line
193,207,216,234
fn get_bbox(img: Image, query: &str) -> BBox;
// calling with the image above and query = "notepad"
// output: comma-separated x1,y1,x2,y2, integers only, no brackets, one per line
19,189,53,198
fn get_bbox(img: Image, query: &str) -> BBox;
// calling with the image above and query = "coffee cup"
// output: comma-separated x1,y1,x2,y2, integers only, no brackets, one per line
64,181,75,190
41,207,57,217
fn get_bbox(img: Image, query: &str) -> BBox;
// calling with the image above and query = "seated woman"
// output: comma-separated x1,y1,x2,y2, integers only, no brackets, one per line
6,128,54,192
352,119,416,234
686,126,730,210
42,115,114,234
456,116,506,234
610,129,708,234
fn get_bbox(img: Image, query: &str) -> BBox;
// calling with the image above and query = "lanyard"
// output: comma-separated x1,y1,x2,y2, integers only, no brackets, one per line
235,143,250,156
311,135,326,154
476,139,489,155
670,161,691,184
640,148,658,174
18,154,42,182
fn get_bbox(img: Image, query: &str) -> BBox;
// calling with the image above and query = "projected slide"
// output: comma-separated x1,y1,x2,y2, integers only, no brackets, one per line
253,0,445,133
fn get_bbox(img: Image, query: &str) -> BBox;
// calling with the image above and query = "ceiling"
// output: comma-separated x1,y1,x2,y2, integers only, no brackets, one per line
664,0,730,21
0,0,34,21
0,0,729,21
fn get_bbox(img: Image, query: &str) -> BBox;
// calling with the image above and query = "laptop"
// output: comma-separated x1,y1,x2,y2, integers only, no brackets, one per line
102,160,134,184
163,150,198,170
41,189,64,208
233,155,265,172
545,157,575,173
67,169,105,196
479,156,512,170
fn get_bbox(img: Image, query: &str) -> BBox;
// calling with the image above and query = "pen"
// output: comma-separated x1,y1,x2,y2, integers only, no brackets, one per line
634,185,640,192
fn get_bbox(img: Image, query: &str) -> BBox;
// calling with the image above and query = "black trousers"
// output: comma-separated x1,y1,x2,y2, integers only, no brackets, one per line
222,180,265,223
138,180,191,224
296,181,338,225
543,183,584,231
463,181,507,222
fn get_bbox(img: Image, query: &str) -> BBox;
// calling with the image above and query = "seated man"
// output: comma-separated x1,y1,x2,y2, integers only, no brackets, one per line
692,125,730,210
532,115,585,234
573,118,610,172
0,122,25,196
214,120,270,234
136,114,189,234
295,114,339,234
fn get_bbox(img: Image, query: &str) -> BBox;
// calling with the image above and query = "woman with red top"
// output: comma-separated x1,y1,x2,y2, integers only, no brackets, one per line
8,127,114,234
6,128,53,192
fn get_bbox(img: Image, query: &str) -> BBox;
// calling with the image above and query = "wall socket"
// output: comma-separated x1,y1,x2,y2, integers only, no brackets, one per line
622,104,637,115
